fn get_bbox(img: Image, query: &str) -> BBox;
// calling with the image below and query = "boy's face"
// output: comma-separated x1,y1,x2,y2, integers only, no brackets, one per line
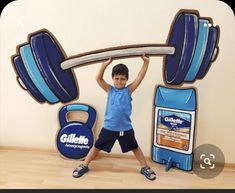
112,74,128,89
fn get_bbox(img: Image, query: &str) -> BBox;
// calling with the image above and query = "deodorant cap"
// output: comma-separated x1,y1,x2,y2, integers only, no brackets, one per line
155,86,196,111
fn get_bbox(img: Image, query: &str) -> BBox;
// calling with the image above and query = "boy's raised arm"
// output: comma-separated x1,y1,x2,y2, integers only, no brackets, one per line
96,57,112,92
128,54,149,94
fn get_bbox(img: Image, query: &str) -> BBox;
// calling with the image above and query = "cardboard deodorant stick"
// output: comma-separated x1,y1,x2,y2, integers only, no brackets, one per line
152,85,197,171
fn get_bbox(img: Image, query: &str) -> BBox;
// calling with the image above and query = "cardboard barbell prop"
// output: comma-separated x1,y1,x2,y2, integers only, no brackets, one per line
12,10,219,104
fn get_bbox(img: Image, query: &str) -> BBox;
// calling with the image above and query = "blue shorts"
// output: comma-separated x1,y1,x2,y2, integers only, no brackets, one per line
94,128,139,153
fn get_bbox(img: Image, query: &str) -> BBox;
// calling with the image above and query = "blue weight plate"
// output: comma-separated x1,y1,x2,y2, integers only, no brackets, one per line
165,12,199,85
196,26,218,79
12,55,46,102
30,31,78,103
20,44,59,103
184,19,210,82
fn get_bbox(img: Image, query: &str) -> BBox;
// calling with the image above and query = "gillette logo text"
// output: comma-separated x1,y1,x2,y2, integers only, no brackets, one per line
60,134,89,144
164,117,183,124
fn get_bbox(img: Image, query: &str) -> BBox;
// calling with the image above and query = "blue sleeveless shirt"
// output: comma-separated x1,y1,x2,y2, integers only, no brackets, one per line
103,86,132,131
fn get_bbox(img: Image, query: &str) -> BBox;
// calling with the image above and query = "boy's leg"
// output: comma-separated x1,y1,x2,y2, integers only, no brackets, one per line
132,147,156,181
83,146,100,166
73,128,117,178
72,146,100,178
118,130,156,180
132,147,147,167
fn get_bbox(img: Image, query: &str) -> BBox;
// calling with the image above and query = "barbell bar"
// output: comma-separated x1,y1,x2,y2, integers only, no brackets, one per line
12,10,219,104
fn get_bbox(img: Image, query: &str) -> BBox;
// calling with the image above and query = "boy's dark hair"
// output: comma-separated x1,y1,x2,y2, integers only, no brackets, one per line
112,63,129,79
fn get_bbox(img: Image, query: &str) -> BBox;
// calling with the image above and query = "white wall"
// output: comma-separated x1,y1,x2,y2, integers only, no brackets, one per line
0,0,234,163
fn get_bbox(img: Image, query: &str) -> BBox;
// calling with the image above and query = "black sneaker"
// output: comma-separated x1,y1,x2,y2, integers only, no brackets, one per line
72,164,89,178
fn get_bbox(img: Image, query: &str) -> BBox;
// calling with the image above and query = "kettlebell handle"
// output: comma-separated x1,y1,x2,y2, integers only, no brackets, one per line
59,103,96,130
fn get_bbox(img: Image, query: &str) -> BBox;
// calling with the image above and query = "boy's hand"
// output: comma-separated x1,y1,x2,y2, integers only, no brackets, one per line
102,57,112,67
141,54,150,63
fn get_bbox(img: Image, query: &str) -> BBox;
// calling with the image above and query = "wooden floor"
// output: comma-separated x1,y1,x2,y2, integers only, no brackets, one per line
0,147,234,189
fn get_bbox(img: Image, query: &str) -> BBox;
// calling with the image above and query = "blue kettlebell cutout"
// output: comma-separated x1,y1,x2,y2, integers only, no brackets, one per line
56,103,96,159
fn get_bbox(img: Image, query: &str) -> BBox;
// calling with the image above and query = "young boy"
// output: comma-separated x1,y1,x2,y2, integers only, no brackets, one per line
72,54,156,181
